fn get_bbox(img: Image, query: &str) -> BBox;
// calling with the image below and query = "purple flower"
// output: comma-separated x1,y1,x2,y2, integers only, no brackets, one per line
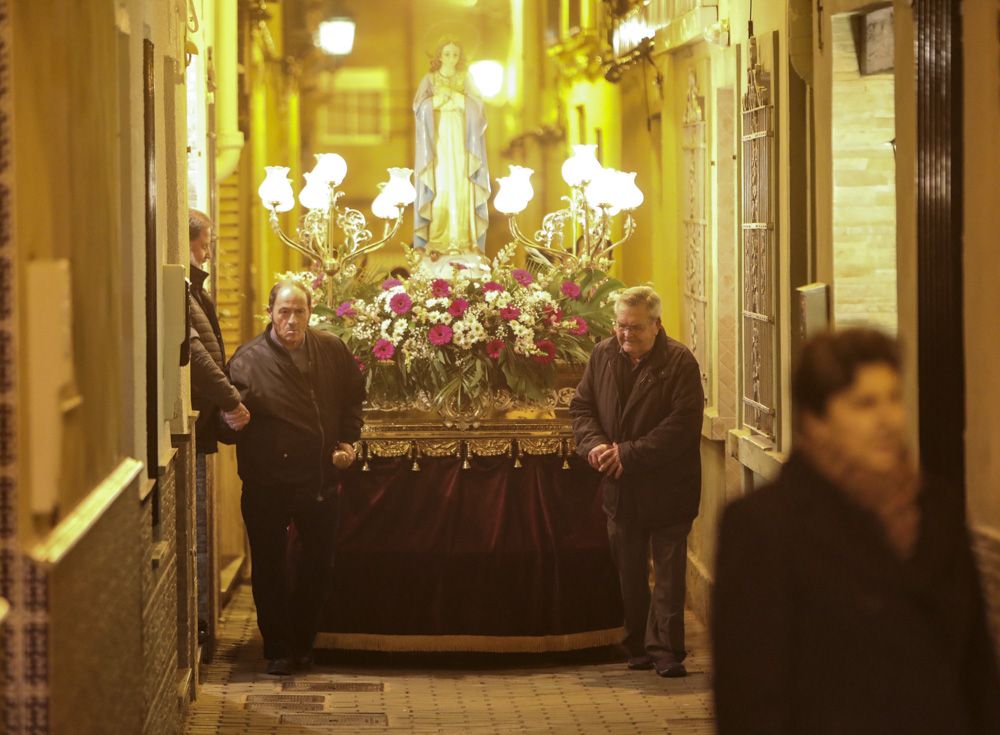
336,300,356,318
448,298,469,318
486,339,505,360
373,339,395,360
389,292,413,315
560,280,581,299
482,281,504,293
500,306,521,321
431,278,451,298
568,316,589,335
428,324,454,346
512,268,533,286
381,277,403,290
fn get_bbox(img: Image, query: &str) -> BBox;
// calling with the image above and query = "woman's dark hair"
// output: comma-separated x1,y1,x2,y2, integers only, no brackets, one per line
792,328,901,418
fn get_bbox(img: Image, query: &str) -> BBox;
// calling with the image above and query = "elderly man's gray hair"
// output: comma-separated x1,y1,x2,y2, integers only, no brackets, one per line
614,285,662,319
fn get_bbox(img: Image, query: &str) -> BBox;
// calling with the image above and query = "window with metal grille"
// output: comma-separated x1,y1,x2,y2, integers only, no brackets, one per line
315,68,389,146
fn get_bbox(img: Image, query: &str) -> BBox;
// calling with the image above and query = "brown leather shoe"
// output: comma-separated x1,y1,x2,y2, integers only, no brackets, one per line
627,654,655,670
654,659,687,678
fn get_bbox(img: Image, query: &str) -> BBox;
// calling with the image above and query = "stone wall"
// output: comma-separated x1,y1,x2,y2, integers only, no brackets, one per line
831,14,897,331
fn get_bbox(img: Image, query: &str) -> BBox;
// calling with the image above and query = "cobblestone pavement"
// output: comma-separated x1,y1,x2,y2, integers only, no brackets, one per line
184,586,715,734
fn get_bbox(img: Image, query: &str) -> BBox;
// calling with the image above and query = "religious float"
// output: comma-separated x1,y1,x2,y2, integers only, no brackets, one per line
256,41,645,653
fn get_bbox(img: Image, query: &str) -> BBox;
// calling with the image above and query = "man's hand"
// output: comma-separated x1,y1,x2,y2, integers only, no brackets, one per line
588,443,610,471
222,402,250,431
597,442,624,479
332,442,356,469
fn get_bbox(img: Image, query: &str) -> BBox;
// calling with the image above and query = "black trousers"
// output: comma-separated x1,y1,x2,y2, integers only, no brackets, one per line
241,481,339,660
607,517,691,662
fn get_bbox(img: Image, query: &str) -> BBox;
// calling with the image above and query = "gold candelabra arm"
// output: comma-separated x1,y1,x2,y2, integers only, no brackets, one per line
269,209,321,263
509,214,576,267
342,212,404,263
597,212,636,258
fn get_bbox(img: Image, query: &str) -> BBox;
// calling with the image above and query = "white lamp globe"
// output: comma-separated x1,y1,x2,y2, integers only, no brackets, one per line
494,176,529,215
381,167,416,206
258,166,295,212
371,190,401,220
311,153,348,187
298,171,330,211
584,167,620,214
507,165,535,204
316,18,356,56
618,171,644,210
561,144,602,187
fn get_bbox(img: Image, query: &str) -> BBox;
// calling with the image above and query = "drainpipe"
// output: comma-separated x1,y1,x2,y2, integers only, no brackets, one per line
215,0,244,181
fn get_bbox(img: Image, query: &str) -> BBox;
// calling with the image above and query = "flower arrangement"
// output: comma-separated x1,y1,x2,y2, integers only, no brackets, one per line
278,244,624,412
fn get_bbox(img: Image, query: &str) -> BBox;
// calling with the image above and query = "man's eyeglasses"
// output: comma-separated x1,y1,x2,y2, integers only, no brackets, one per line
614,322,652,335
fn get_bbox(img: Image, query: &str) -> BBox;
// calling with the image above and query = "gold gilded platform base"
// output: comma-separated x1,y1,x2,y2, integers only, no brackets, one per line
315,627,624,653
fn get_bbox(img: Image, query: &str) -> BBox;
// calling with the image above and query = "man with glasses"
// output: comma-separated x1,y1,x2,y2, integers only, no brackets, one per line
571,286,704,677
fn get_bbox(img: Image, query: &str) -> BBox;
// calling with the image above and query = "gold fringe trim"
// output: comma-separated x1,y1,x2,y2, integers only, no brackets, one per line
315,627,624,653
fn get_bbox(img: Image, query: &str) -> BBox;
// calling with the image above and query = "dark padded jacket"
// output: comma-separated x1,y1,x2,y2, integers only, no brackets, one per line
570,329,704,527
189,265,240,453
712,452,1000,735
223,325,365,491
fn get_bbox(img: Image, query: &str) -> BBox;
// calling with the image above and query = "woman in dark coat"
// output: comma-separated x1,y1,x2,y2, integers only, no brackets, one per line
712,328,1000,735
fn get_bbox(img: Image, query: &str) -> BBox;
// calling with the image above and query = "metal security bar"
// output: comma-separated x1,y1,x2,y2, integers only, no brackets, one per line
682,68,710,400
740,37,778,444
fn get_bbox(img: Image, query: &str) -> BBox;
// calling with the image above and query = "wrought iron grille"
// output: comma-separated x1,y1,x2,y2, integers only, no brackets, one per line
740,37,778,444
682,68,710,400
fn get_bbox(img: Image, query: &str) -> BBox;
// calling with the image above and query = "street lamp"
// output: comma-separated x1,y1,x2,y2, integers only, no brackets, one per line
316,16,356,56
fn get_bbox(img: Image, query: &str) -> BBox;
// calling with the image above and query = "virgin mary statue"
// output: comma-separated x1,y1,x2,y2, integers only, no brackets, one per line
413,38,490,254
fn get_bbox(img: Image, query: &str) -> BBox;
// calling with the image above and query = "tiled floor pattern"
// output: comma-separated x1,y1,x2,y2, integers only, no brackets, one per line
184,586,715,734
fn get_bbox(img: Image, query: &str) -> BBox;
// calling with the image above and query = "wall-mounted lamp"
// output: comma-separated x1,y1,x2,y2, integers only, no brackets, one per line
703,19,731,47
316,16,356,56
469,60,505,100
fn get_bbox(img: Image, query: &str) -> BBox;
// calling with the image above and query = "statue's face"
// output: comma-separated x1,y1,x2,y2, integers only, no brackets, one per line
439,43,461,73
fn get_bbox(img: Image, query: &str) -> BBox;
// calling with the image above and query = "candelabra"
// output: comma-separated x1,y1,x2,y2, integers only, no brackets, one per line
493,144,643,270
257,154,416,306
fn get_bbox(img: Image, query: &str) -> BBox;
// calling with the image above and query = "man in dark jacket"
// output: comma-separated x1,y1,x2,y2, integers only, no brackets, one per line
188,209,249,447
571,286,704,677
225,279,365,676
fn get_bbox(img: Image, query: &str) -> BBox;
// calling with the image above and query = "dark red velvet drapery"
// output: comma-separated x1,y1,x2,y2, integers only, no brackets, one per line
319,454,623,639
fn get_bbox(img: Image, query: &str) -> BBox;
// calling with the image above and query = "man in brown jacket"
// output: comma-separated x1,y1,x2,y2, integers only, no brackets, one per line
189,209,249,448
571,286,704,677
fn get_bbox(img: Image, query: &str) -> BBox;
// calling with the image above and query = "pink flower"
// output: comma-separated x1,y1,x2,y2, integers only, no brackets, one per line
486,339,505,360
532,339,557,365
336,300,356,318
353,355,367,372
448,298,469,318
544,306,564,325
312,275,325,290
561,280,581,299
381,278,403,290
431,278,451,298
568,316,589,335
482,281,504,293
389,292,413,315
428,324,453,346
500,306,521,321
512,268,533,286
373,339,395,360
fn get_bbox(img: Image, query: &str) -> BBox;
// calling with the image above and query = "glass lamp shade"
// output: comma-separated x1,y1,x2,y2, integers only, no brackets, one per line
258,166,295,212
507,165,534,203
561,144,603,187
371,190,402,220
316,18,356,56
584,167,621,214
381,167,416,206
618,171,644,210
298,171,330,211
468,60,504,99
493,175,530,215
311,153,348,187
